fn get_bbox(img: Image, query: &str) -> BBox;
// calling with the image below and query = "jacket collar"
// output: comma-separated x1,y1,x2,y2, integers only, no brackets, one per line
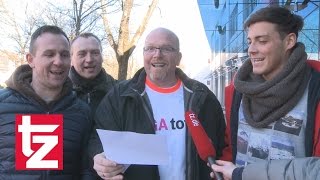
119,67,208,114
124,67,206,95
69,66,115,93
307,60,320,72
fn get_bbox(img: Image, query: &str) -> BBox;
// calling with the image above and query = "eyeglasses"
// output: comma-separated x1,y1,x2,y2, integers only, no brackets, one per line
143,46,178,55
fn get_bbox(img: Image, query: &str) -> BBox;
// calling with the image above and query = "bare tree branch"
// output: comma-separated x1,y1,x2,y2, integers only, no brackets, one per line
0,0,43,66
130,0,158,47
100,0,118,51
100,0,159,80
1,0,158,80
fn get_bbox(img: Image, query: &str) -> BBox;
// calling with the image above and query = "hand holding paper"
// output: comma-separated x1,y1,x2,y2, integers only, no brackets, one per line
93,152,125,179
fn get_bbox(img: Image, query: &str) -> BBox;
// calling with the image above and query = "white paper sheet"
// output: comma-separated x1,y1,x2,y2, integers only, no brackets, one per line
96,129,169,165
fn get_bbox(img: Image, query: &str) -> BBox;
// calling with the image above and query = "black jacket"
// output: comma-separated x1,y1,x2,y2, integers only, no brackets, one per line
89,68,226,180
0,65,95,180
69,66,117,118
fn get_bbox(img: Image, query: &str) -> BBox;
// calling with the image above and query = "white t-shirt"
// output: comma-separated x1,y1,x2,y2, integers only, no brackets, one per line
146,78,186,180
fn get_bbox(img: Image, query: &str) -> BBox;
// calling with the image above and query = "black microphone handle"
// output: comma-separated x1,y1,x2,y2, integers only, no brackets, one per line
208,157,223,180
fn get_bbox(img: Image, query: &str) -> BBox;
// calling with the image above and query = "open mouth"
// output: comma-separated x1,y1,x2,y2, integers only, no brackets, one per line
251,58,264,63
50,70,64,75
84,66,95,69
83,66,96,71
151,63,165,67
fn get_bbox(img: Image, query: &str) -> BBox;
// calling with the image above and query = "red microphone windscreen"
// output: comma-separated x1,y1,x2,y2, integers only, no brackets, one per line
185,111,216,162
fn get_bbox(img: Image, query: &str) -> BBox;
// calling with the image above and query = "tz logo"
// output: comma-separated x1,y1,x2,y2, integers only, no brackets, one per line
15,114,63,170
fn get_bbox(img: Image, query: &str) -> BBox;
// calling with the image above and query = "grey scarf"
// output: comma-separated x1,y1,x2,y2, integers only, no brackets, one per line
234,43,311,128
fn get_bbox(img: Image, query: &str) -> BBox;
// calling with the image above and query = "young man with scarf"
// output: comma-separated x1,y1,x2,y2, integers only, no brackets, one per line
69,32,116,118
218,6,320,180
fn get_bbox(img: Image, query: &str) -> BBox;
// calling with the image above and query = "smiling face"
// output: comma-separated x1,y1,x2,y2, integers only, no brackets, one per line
143,28,182,87
247,22,296,80
27,33,70,91
71,36,103,79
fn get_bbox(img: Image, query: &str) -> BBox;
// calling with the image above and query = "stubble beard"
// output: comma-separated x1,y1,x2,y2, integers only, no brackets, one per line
149,70,166,82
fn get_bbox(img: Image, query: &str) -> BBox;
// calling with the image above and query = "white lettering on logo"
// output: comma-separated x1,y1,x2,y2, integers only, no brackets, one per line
188,113,200,126
18,115,59,168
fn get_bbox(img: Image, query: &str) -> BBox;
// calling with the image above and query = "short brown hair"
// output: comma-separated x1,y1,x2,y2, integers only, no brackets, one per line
71,32,102,51
244,6,304,39
29,25,69,54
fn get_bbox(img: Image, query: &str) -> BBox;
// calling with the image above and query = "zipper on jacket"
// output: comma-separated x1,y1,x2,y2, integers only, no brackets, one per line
142,97,155,132
132,88,155,133
87,93,91,104
187,93,195,111
314,129,320,155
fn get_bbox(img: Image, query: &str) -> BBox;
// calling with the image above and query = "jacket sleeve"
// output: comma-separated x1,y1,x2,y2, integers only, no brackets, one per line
222,82,235,161
241,157,320,180
198,90,227,159
88,85,122,159
81,109,99,179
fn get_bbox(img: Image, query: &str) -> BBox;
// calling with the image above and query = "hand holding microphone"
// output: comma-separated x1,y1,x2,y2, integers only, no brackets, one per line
185,111,223,180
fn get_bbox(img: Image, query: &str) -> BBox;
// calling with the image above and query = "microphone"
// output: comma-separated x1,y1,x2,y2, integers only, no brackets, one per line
185,111,223,180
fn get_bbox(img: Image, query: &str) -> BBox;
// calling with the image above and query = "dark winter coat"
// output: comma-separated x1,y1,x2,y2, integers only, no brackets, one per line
0,65,95,180
69,66,117,118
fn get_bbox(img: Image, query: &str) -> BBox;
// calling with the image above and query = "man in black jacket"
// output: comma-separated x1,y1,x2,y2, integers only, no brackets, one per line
70,32,116,117
89,27,228,180
0,25,95,179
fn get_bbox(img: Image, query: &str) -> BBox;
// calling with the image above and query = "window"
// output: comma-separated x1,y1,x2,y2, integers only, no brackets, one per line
244,0,257,19
229,4,238,38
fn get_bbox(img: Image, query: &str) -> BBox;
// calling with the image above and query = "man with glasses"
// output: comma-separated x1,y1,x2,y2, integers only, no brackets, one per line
89,27,228,179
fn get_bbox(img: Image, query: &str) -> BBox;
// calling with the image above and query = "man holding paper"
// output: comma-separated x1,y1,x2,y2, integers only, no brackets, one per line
89,27,229,180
